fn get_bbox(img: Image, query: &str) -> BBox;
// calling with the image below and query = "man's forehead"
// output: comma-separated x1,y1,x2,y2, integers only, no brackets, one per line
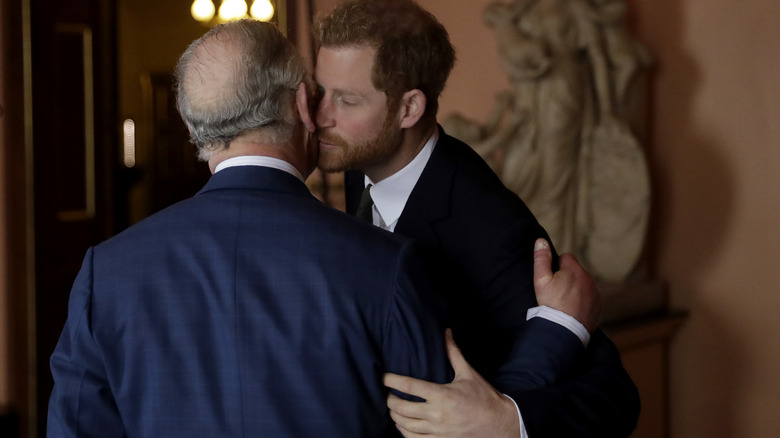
313,46,389,104
316,44,376,64
315,45,376,79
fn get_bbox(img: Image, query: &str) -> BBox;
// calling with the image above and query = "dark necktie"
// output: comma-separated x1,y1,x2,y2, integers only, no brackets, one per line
356,184,374,222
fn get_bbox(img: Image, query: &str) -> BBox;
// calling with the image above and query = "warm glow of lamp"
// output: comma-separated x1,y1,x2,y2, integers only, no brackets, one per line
218,0,248,21
250,0,274,21
191,0,216,23
123,119,136,168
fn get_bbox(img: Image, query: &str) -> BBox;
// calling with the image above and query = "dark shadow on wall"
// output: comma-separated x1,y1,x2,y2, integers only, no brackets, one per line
627,0,738,436
628,1,735,290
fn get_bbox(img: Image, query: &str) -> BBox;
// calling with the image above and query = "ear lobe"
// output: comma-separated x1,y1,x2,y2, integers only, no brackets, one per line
296,82,316,133
398,89,426,129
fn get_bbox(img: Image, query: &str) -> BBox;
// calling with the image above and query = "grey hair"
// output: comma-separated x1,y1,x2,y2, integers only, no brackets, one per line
174,19,307,160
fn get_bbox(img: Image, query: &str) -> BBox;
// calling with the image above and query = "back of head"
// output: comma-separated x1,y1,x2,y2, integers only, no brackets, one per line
313,0,455,124
175,19,307,160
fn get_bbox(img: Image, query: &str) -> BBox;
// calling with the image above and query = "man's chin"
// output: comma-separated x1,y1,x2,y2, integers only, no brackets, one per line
317,155,348,174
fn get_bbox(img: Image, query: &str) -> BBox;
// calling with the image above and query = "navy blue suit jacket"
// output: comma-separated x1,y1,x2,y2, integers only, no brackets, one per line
48,165,451,437
346,127,640,437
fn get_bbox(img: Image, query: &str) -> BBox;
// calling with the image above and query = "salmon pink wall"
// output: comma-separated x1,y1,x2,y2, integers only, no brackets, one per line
625,0,780,436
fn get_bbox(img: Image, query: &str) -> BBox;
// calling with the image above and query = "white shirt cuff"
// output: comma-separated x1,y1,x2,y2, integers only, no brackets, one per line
526,305,590,347
503,394,528,438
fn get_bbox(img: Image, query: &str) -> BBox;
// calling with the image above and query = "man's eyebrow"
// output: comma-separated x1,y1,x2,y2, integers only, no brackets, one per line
319,85,366,99
337,89,365,98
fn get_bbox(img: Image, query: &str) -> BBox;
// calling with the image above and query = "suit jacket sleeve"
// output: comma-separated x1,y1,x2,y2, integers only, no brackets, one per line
506,329,640,438
483,224,640,438
382,243,453,398
47,248,127,438
458,197,639,438
492,317,584,390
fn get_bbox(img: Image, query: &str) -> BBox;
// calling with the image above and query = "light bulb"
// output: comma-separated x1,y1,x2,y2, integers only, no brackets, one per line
250,0,274,21
191,0,215,23
219,0,248,21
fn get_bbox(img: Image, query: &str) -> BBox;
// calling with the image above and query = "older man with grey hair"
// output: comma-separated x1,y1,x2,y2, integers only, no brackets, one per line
46,19,451,437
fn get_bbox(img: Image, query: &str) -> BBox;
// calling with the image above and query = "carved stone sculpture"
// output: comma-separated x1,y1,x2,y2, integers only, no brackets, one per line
444,0,652,284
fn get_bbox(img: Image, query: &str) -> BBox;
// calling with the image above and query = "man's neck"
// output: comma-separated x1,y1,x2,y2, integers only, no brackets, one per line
363,121,437,183
208,130,306,176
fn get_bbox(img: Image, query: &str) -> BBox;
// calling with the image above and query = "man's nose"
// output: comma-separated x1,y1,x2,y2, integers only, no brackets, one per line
315,98,334,129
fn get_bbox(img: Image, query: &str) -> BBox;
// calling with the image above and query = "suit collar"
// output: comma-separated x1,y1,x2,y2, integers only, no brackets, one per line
214,156,305,182
197,165,313,198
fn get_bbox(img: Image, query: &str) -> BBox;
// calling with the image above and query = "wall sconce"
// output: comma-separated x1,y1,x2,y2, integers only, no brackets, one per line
191,0,275,24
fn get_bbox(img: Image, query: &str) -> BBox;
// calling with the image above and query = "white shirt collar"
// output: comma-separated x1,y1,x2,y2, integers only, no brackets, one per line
365,130,438,231
214,156,304,182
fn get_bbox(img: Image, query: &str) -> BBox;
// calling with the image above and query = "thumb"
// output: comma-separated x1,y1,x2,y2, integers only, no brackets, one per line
533,238,554,291
445,328,473,380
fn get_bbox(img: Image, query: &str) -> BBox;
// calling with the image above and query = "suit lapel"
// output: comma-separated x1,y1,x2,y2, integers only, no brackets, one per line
344,126,458,250
395,128,456,250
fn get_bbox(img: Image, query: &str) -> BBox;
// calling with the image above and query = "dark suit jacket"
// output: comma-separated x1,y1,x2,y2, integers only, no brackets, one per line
346,127,640,437
47,165,451,437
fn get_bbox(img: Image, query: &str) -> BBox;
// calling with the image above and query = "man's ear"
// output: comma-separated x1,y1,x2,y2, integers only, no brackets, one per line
296,82,316,133
398,89,427,129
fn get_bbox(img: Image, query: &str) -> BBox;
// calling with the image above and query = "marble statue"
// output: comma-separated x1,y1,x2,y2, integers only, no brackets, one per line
444,0,652,284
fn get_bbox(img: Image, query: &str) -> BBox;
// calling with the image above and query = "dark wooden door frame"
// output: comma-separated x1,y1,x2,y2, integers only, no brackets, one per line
2,0,118,436
2,0,36,436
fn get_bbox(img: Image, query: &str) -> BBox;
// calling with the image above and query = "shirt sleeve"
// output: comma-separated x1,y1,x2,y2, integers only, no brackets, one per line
527,305,590,347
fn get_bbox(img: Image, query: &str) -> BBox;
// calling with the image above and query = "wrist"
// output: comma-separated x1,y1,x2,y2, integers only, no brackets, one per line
500,394,524,438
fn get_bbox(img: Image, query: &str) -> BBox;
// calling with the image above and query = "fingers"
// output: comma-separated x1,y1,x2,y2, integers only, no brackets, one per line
387,393,425,420
556,253,602,333
386,392,436,436
384,373,439,400
391,418,427,438
389,407,431,438
444,328,471,379
558,253,594,294
533,238,554,290
558,252,583,273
